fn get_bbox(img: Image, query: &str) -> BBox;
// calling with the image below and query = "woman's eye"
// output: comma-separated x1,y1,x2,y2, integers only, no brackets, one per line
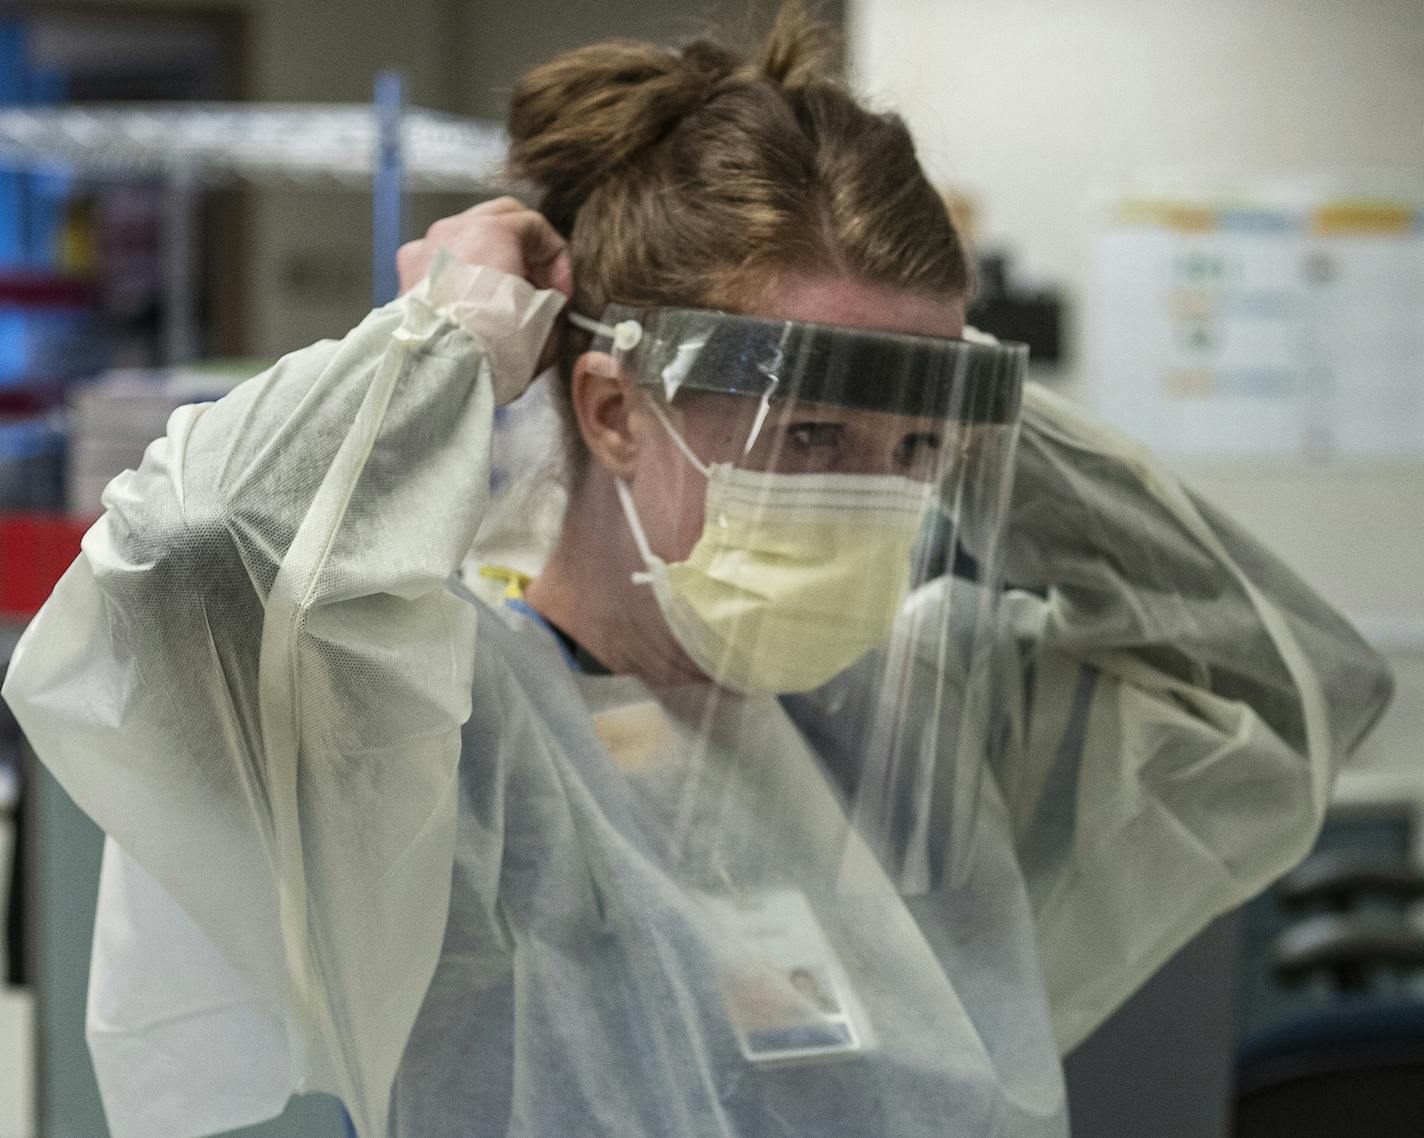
895,433,943,469
787,422,844,450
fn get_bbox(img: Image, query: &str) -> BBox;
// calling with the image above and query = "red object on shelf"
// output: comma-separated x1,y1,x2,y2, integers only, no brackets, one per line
0,513,95,619
0,271,99,309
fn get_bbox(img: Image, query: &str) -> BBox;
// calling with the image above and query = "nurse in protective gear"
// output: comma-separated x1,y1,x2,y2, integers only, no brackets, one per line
1,5,1393,1137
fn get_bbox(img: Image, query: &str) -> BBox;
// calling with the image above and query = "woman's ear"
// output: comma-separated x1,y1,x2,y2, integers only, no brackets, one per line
571,352,645,479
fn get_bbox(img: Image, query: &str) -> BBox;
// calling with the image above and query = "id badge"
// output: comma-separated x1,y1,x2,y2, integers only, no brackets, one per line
704,889,870,1067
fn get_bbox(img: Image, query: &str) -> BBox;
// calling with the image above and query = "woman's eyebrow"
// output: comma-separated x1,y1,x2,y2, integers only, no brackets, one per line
785,420,847,439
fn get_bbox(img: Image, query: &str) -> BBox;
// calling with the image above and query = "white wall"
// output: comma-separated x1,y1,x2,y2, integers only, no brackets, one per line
849,0,1424,293
851,0,1424,793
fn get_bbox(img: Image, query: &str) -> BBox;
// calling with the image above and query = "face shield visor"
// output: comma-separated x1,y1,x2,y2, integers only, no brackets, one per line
573,304,1027,900
554,305,1028,1076
576,303,1025,695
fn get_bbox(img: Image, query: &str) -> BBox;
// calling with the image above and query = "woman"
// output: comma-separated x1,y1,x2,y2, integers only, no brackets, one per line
2,6,1391,1137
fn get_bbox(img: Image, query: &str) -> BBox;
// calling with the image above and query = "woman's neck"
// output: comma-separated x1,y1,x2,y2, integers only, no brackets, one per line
523,475,703,687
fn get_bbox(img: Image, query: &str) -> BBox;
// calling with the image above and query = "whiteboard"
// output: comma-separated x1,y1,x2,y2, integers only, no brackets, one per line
1088,200,1424,460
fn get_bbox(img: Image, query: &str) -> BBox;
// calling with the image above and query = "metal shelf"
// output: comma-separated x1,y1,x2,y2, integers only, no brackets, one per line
0,78,517,358
0,102,511,191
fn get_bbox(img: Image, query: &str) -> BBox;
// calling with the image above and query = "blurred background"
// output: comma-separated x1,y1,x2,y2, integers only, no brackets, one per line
0,2,1420,1136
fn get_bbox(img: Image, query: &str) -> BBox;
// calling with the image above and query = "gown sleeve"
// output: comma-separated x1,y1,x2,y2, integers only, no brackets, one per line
987,382,1394,1052
0,252,564,1137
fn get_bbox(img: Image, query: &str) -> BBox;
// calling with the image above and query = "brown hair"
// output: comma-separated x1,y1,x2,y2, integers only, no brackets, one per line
507,1,973,473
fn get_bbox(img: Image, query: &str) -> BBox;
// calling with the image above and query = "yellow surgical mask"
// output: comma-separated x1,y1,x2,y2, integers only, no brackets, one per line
616,431,931,694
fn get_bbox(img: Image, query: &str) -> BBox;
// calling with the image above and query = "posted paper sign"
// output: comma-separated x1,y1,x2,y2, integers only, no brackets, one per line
1089,199,1424,460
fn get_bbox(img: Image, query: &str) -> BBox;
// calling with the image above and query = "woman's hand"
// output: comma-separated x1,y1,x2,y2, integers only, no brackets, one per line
397,197,574,375
397,196,574,298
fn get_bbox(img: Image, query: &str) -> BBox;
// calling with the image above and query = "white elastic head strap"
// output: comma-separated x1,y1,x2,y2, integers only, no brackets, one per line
571,311,778,459
567,313,709,477
567,310,644,352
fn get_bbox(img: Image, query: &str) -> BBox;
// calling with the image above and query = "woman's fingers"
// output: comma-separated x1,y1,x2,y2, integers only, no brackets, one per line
394,199,574,378
396,199,573,299
503,211,573,297
532,246,574,299
396,238,433,295
469,195,526,216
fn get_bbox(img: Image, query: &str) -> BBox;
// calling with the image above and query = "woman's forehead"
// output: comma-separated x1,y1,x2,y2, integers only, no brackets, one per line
751,272,966,339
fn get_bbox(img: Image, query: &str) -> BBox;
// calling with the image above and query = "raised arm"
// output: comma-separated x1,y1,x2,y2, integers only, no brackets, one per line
1,201,568,1136
990,383,1393,1051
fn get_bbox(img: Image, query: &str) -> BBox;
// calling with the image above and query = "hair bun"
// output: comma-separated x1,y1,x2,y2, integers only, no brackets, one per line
508,38,736,230
757,1,839,88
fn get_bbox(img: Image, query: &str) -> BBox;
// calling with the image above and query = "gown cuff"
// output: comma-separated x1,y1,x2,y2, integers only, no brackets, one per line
408,249,567,404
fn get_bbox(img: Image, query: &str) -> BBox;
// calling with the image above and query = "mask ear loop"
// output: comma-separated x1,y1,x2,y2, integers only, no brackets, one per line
570,311,699,586
613,480,662,587
643,398,712,478
615,398,715,588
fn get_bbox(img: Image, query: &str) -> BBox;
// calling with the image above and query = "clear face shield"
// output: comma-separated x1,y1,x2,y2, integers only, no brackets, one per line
568,304,1028,1070
579,303,1025,695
